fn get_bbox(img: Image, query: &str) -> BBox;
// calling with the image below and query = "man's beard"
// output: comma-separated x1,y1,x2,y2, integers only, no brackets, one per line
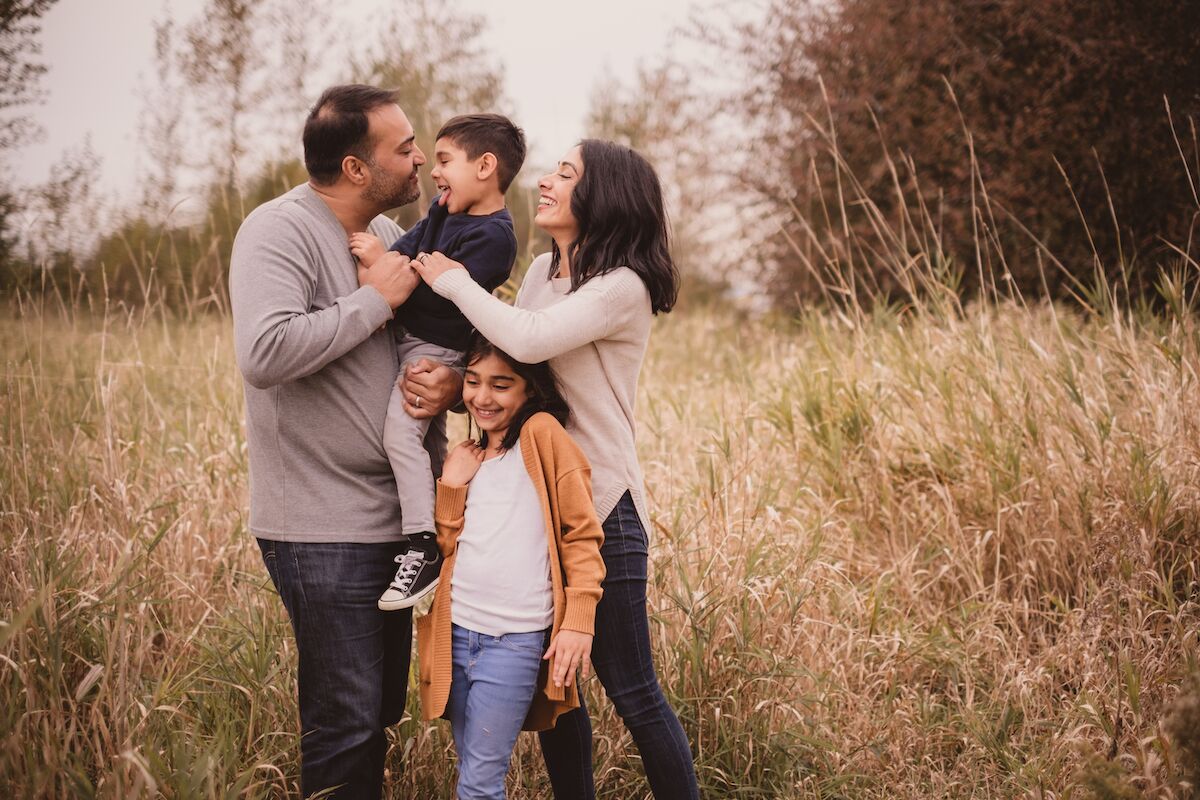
363,160,421,209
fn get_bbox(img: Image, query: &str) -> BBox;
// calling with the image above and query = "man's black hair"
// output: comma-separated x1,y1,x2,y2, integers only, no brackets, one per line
303,84,399,185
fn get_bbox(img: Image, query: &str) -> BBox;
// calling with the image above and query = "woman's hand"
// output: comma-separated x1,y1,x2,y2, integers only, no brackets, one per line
441,439,484,486
412,250,467,286
400,358,463,419
544,630,594,688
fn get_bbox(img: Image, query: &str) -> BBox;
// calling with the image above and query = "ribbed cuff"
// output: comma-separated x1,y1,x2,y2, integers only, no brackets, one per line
434,480,468,520
560,589,600,636
431,267,474,299
354,284,396,324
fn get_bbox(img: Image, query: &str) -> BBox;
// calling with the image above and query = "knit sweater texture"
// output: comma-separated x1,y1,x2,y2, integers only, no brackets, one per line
388,199,516,350
416,412,606,732
431,252,653,532
230,183,406,542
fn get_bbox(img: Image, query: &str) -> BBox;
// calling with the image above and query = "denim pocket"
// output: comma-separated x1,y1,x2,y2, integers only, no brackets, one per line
256,539,280,589
497,629,548,655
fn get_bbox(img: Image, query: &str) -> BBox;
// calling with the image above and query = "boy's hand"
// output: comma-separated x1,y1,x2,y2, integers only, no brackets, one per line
544,630,594,688
349,232,387,267
401,358,463,418
441,439,484,486
358,251,418,309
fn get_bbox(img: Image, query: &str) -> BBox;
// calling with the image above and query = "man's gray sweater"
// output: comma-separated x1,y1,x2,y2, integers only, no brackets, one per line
230,183,406,543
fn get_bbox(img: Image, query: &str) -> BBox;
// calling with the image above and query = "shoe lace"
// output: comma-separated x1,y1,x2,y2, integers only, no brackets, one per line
389,550,426,592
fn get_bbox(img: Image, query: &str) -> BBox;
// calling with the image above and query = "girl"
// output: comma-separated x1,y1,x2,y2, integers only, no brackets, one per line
415,332,606,800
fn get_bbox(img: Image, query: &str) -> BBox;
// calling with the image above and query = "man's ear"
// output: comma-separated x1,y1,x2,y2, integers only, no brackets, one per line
476,152,498,181
343,155,369,185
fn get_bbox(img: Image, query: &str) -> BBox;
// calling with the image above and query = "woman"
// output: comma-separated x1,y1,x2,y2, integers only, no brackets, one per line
411,139,699,799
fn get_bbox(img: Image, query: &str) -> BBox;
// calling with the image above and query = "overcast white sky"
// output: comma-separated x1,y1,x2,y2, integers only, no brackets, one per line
10,0,713,203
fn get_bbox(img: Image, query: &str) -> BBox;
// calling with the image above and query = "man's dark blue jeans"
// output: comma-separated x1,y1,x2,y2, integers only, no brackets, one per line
258,538,412,800
537,491,700,799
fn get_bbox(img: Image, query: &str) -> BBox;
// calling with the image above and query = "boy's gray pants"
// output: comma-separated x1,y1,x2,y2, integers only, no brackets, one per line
385,333,464,536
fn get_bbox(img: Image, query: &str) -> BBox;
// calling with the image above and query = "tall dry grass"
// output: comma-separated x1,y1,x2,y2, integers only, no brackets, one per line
3,268,1200,796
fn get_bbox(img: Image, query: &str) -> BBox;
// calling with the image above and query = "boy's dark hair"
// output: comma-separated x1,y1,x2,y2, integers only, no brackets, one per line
436,114,527,194
551,139,680,314
463,331,568,453
303,84,399,185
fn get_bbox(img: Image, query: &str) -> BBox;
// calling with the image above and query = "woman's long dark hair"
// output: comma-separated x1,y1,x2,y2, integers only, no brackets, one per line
463,331,570,453
550,139,680,314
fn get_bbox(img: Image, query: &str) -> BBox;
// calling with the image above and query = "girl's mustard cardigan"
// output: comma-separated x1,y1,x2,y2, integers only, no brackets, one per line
415,411,606,732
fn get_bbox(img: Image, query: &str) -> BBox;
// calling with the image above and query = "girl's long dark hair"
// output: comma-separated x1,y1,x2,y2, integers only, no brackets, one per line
464,331,569,453
550,139,680,314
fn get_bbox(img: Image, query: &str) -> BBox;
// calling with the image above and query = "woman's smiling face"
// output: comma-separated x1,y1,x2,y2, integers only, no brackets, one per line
535,145,582,242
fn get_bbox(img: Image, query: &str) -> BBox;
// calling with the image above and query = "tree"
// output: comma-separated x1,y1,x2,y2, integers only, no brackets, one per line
1,0,58,274
136,13,186,221
585,59,732,300
0,0,57,151
356,0,508,230
25,138,102,271
725,0,1200,308
266,0,333,125
180,0,269,188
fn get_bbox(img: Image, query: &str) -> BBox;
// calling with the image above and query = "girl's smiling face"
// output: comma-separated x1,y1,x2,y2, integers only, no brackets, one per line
463,352,531,447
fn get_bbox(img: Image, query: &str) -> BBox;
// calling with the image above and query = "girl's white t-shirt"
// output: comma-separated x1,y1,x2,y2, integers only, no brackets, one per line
451,441,554,637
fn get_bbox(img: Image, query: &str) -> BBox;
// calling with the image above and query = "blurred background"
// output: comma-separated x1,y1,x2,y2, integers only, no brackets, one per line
3,0,1196,314
5,2,1200,797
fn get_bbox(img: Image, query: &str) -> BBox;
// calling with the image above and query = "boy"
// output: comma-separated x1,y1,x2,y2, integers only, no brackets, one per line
350,113,526,611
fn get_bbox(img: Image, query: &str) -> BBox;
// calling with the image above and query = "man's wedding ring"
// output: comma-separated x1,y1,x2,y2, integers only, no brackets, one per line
414,396,422,408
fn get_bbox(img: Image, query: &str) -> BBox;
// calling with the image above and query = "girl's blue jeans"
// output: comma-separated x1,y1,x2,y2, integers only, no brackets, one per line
537,491,700,799
447,624,549,799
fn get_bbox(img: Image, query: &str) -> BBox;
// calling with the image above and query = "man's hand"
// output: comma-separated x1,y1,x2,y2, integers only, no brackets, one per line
441,439,485,486
358,251,418,309
400,358,463,419
349,232,387,268
544,630,594,688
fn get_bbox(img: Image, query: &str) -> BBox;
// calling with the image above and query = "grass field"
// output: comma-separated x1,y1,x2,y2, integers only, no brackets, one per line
3,289,1199,797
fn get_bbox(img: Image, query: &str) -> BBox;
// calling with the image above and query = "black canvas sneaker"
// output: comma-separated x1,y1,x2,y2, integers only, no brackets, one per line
378,546,443,610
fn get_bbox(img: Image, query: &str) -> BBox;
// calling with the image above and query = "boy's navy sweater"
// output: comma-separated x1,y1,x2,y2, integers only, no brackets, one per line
390,199,516,351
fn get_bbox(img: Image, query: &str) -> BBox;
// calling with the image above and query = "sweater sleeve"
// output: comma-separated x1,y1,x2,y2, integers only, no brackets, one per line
433,480,469,558
430,267,646,364
230,209,394,389
547,421,607,635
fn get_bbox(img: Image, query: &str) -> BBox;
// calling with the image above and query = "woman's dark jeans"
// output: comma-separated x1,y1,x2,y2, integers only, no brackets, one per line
258,538,412,800
538,491,700,799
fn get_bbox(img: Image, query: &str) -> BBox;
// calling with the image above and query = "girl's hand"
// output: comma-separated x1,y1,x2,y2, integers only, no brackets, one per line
349,232,386,267
412,251,467,286
441,439,484,486
544,630,594,688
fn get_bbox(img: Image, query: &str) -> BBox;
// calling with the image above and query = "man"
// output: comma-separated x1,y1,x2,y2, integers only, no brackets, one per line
229,84,462,798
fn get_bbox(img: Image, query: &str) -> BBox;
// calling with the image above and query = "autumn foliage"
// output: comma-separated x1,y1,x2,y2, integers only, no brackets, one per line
733,0,1200,306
